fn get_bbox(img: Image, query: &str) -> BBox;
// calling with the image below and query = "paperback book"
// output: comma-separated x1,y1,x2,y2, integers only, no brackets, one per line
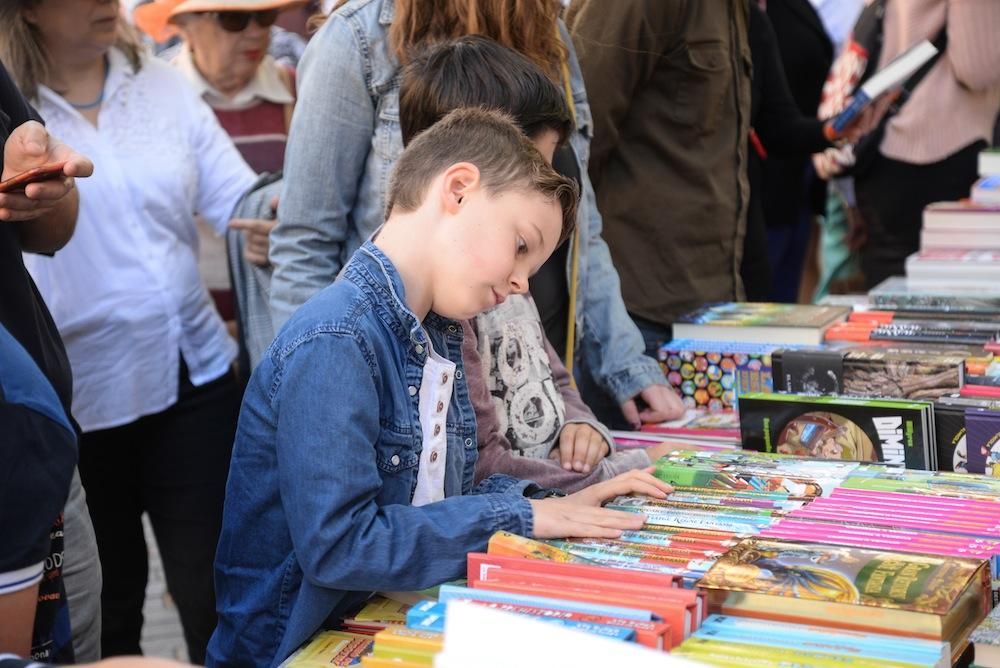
658,339,782,410
672,302,850,346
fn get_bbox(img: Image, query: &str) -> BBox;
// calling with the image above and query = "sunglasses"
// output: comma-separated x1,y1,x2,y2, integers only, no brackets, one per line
207,9,280,33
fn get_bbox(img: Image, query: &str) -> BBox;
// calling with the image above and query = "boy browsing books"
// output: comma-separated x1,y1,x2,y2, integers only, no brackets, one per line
398,36,683,485
207,108,674,668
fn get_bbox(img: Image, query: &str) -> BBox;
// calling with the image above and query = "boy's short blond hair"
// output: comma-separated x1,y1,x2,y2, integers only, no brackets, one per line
385,107,579,245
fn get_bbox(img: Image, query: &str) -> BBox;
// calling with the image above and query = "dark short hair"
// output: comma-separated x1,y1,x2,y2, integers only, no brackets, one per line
386,108,578,245
399,35,573,147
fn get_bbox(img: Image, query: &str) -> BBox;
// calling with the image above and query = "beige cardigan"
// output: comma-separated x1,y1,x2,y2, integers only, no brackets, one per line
880,0,1000,164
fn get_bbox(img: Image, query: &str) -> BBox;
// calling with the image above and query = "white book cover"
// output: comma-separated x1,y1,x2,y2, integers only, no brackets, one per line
981,149,1000,177
923,201,1000,230
972,175,1000,206
434,601,708,668
831,40,938,133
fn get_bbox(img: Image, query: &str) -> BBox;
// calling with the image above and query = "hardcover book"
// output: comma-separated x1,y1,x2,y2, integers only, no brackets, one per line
868,276,1000,316
672,303,850,346
698,537,990,661
971,603,1000,667
738,393,934,470
772,346,968,401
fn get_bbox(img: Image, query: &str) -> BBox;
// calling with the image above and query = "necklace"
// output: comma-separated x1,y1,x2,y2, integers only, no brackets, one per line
69,58,110,110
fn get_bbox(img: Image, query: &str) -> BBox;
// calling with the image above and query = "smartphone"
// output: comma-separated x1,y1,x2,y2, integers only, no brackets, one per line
0,161,67,194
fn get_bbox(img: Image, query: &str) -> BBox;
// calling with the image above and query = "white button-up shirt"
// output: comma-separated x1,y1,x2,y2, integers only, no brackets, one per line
25,49,256,432
411,340,456,507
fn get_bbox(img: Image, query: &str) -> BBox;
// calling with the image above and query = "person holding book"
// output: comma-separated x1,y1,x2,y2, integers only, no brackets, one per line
398,36,685,486
208,108,675,668
853,0,1000,287
268,0,682,433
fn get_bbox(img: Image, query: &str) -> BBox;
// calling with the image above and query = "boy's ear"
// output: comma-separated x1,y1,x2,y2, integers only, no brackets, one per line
440,162,481,215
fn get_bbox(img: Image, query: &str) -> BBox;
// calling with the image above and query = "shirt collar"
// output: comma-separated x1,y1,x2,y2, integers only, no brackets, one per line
173,43,294,109
348,241,458,350
379,0,395,26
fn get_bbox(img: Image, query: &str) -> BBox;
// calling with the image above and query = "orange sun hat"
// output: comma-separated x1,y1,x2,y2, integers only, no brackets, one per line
133,0,307,43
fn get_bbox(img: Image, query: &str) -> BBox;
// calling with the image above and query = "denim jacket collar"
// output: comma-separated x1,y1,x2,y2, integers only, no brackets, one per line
347,242,459,358
378,0,394,26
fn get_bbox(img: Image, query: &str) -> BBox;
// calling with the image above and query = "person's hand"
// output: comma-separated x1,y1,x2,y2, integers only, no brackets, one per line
620,384,685,429
230,217,276,267
563,466,673,507
530,467,672,538
0,121,93,222
549,423,610,473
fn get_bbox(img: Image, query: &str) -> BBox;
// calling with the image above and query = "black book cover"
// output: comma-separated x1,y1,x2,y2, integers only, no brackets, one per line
739,393,933,470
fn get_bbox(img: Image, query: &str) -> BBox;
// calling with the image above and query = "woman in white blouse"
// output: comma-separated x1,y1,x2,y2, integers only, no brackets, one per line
0,1,263,662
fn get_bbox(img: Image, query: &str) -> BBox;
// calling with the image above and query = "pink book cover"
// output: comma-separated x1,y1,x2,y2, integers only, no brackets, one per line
805,497,1000,526
792,502,1000,528
772,518,1000,551
789,506,1000,535
759,527,999,565
807,499,1000,525
830,488,1000,514
765,520,1000,557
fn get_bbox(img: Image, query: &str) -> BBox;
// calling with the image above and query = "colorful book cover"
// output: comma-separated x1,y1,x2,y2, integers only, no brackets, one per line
280,631,374,667
672,307,848,345
658,339,782,410
738,392,933,470
486,531,596,564
965,408,1000,475
970,603,1000,665
773,346,966,401
435,584,654,622
699,537,989,647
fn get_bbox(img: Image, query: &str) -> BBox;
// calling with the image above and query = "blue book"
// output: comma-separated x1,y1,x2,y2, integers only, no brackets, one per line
436,584,654,621
408,600,635,641
699,615,948,667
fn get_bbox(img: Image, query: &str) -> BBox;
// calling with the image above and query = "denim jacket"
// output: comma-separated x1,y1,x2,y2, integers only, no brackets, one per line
270,0,664,404
207,242,537,668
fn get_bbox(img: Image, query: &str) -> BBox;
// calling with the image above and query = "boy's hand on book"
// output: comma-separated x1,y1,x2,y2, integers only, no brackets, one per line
550,423,610,473
620,384,685,429
565,467,673,507
529,499,646,539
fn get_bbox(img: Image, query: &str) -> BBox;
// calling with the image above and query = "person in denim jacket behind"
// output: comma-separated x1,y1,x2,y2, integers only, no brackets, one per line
209,109,674,667
269,0,684,430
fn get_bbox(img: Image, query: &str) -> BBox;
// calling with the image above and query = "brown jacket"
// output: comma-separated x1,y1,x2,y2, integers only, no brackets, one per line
568,0,752,327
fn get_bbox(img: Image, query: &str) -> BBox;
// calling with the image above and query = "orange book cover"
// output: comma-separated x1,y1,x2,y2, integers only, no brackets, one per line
471,566,701,632
466,552,678,590
471,579,692,647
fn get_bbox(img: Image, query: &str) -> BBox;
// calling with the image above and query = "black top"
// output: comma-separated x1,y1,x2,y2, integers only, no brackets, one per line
0,62,74,416
528,143,579,360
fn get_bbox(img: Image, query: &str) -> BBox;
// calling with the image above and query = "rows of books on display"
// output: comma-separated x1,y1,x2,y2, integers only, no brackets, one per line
282,148,1000,668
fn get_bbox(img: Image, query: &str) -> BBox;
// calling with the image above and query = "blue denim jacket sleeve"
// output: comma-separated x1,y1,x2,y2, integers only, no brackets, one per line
274,331,534,592
270,14,375,330
561,23,666,404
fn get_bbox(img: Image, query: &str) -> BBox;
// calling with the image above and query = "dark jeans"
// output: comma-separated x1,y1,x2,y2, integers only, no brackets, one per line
575,314,671,430
856,140,986,289
78,360,240,664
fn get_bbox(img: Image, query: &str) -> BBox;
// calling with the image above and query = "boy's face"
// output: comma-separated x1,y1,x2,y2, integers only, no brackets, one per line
432,176,563,320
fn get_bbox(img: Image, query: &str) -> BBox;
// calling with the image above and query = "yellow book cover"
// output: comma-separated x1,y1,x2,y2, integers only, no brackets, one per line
280,630,373,667
359,658,425,668
352,596,411,624
372,627,443,653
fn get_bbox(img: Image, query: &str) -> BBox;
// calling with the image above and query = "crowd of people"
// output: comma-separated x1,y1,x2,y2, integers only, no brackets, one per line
1,1,998,667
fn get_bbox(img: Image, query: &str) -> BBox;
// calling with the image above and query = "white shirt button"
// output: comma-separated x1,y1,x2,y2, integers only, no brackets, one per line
408,385,417,396
430,451,439,463
390,454,400,466
441,373,449,385
436,401,444,413
433,424,441,436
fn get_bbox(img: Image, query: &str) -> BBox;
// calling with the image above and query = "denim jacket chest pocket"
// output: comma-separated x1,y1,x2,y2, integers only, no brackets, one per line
374,421,420,503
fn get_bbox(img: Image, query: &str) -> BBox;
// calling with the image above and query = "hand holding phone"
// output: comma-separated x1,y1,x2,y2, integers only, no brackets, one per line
0,161,67,193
